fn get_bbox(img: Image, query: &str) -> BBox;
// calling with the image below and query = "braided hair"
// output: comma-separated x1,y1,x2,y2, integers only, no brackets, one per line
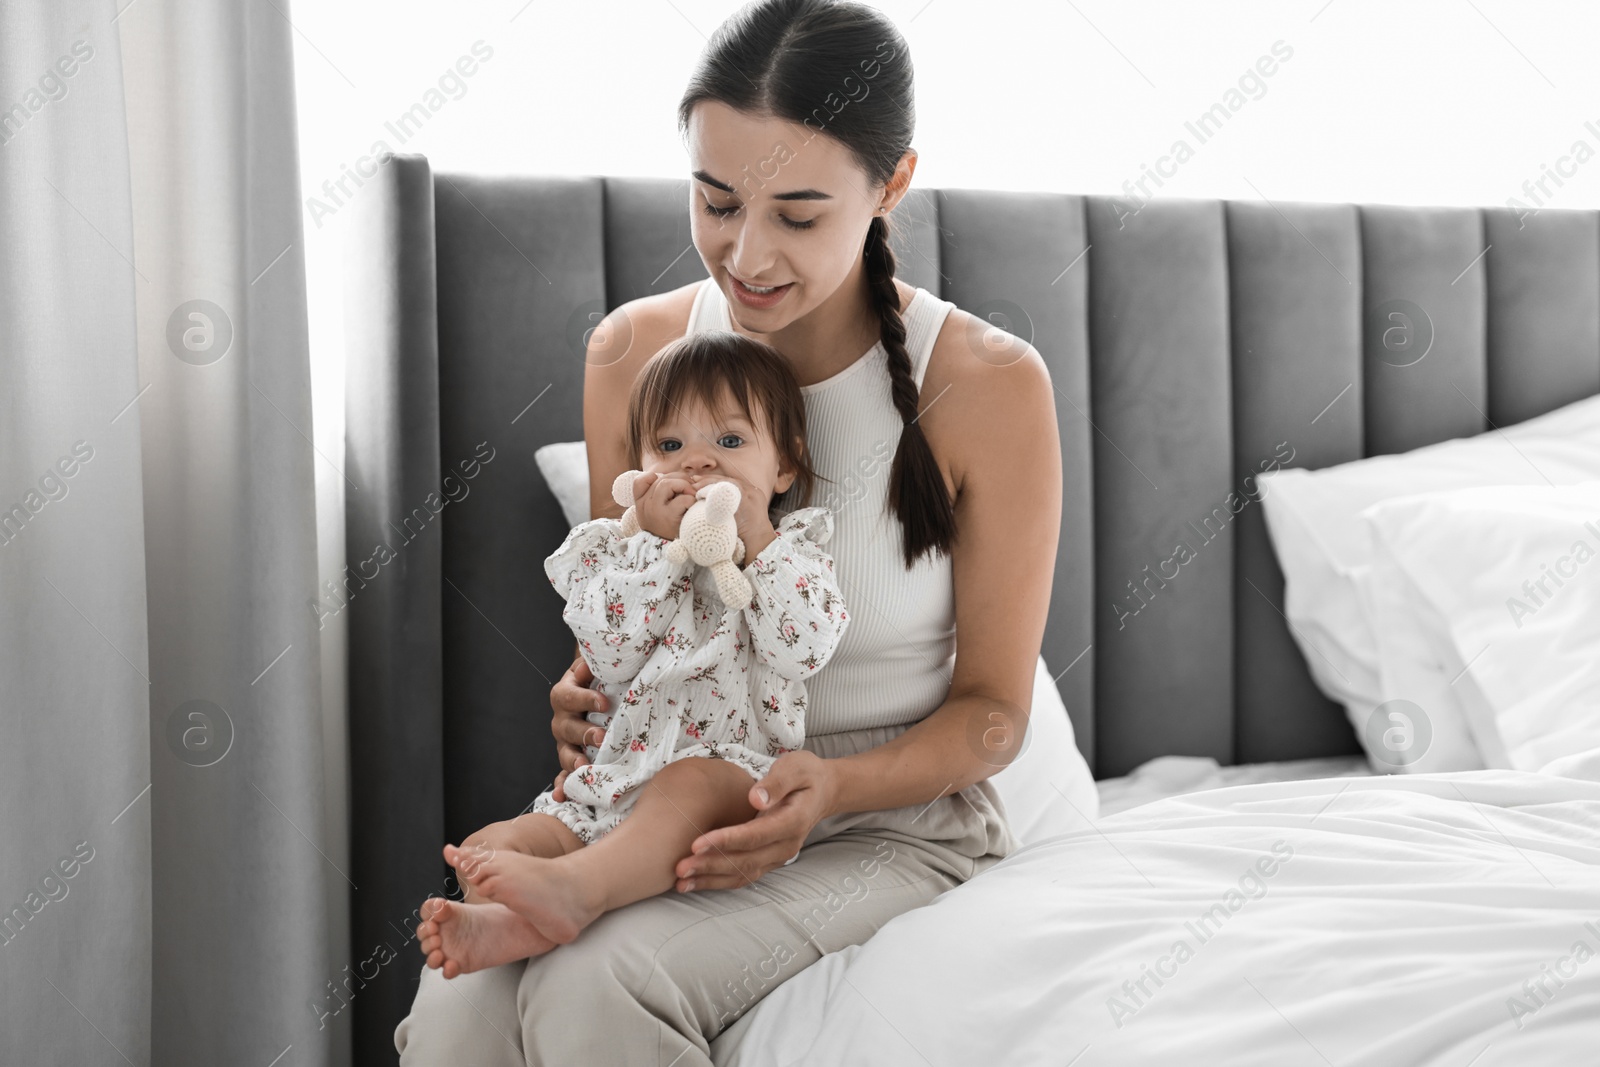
677,0,956,568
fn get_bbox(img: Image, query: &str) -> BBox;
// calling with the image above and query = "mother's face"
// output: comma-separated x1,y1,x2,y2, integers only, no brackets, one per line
685,100,887,333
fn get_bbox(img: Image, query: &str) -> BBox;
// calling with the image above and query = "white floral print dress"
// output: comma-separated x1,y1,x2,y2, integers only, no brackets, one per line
529,505,850,844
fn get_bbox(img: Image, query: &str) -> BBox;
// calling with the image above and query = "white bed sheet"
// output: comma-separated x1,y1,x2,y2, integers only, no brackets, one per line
712,770,1600,1066
1095,753,1374,818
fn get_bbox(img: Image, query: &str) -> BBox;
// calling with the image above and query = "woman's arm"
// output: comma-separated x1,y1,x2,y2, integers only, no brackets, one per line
823,333,1062,817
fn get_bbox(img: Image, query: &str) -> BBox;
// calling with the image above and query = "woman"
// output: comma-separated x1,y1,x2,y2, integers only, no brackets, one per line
395,0,1062,1061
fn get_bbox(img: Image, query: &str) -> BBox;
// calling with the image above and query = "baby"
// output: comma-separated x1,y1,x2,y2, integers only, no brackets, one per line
416,329,850,978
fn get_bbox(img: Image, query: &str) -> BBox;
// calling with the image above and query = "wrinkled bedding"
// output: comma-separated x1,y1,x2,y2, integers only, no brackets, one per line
1095,753,1373,818
713,771,1600,1066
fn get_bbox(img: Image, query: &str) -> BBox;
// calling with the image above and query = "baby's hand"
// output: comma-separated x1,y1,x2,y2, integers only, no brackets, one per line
632,471,696,540
692,473,772,561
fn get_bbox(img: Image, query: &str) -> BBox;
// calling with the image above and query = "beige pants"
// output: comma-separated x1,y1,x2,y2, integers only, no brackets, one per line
393,722,1019,1066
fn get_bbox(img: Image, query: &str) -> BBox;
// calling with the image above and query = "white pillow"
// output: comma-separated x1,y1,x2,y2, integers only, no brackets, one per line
1363,481,1600,774
532,438,1099,838
1257,393,1600,766
1354,531,1483,772
991,654,1099,842
534,440,592,529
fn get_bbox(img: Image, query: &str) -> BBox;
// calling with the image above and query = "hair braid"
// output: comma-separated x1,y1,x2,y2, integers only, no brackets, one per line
863,214,957,567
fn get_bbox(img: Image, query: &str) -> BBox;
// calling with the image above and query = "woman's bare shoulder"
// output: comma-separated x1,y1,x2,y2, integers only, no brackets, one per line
588,280,704,375
920,300,1053,500
584,280,705,520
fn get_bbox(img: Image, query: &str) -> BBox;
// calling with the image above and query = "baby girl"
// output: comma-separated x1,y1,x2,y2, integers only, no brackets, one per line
416,329,850,978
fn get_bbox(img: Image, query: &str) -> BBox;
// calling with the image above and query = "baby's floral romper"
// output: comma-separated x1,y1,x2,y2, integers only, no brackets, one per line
530,505,850,843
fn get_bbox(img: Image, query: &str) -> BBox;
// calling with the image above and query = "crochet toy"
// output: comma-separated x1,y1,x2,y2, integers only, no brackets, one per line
612,470,753,612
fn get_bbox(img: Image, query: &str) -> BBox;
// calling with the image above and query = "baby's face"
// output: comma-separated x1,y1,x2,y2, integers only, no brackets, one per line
641,390,795,504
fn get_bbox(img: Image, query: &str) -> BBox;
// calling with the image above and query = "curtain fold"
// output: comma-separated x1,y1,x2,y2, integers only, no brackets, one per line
1,2,347,1064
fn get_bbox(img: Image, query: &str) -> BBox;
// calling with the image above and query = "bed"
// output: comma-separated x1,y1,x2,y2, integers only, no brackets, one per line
710,771,1600,1066
341,155,1600,1063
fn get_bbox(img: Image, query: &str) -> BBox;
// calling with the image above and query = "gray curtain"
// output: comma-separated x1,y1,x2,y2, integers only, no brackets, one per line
0,2,347,1064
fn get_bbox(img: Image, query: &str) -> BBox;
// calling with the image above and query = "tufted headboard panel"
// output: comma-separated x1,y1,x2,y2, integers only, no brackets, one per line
340,153,1600,1059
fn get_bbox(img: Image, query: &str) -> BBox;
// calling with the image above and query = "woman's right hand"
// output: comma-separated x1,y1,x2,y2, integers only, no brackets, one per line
551,655,608,802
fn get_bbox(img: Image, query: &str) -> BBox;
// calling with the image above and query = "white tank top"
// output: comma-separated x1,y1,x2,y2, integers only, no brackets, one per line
686,278,959,736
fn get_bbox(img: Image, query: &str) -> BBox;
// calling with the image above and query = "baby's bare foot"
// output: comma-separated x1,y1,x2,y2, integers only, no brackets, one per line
414,896,559,979
457,846,604,946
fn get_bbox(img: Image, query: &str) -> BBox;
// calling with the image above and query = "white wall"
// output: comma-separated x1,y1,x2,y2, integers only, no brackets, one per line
290,0,1600,842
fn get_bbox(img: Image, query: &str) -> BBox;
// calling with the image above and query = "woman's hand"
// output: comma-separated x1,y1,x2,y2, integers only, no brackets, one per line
672,750,837,892
550,655,608,803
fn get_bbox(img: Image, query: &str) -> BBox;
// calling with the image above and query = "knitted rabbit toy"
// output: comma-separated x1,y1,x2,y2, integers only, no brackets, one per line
612,470,753,612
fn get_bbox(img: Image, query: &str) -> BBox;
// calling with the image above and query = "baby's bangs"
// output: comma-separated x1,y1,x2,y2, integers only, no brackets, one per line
635,342,762,442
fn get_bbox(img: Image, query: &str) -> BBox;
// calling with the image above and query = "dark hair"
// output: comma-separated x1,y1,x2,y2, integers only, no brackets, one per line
624,330,818,519
676,0,955,568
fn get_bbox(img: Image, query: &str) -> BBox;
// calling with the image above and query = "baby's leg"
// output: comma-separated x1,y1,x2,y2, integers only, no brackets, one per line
461,756,758,944
452,812,583,903
415,813,585,979
575,755,759,908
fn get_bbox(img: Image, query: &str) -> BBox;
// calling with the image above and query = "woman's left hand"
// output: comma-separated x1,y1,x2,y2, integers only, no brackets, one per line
673,750,837,892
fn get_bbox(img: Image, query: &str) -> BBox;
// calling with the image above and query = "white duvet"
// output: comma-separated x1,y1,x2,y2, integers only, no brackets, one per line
713,772,1600,1066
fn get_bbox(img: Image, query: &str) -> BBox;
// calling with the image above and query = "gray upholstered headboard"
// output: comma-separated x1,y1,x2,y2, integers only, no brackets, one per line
340,151,1600,1057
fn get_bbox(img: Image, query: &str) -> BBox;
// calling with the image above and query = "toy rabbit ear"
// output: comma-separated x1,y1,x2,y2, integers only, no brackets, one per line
612,470,642,509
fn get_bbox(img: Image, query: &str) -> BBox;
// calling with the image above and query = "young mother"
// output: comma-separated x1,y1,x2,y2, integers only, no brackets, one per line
396,0,1060,1060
